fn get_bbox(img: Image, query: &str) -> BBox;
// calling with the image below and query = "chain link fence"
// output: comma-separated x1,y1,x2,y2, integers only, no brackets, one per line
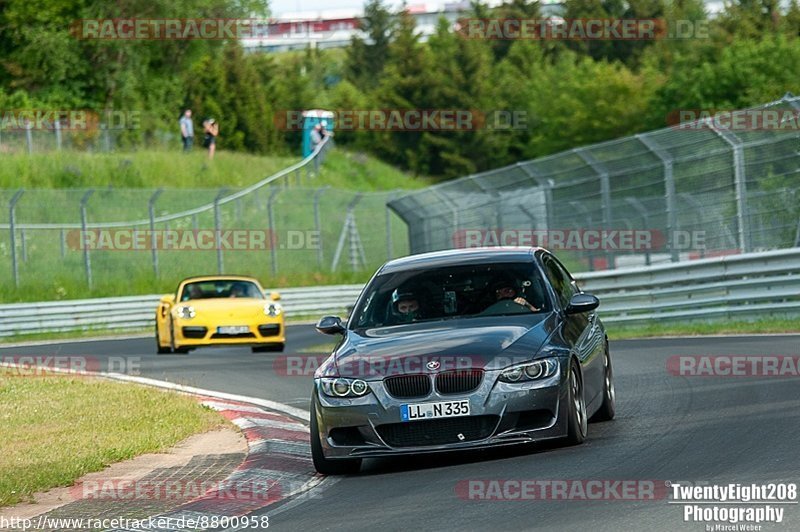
388,95,800,272
1,139,410,298
0,124,173,154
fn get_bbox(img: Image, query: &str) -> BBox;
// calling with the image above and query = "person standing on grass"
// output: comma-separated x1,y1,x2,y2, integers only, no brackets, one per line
202,118,218,159
310,123,323,151
179,109,194,152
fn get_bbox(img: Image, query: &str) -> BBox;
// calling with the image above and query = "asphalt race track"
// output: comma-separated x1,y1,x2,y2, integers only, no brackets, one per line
3,329,799,531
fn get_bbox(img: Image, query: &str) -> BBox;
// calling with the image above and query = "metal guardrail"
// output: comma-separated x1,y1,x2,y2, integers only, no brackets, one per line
1,248,798,337
577,247,800,324
0,284,364,337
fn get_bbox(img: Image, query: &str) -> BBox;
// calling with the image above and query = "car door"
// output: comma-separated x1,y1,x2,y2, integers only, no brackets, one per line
542,254,604,404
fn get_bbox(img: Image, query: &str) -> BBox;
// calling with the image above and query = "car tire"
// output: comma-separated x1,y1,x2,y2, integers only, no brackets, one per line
590,343,615,422
156,324,172,355
310,398,362,475
169,322,190,355
252,343,285,353
564,359,587,446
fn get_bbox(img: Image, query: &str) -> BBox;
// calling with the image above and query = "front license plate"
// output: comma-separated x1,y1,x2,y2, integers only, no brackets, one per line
401,400,470,422
217,325,250,335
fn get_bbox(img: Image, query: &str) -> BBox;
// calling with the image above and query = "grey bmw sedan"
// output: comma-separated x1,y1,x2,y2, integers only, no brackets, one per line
311,247,615,474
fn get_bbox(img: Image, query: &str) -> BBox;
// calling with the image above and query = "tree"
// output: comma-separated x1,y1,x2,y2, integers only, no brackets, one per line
371,9,433,172
345,0,395,90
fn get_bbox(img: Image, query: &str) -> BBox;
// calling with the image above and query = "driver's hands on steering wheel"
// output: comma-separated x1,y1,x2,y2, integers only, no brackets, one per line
513,297,540,312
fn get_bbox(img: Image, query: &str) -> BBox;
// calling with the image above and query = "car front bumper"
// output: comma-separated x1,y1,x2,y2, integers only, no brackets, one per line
172,319,285,346
313,364,570,460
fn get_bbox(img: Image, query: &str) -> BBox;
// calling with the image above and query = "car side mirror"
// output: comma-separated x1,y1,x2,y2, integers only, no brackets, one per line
270,291,281,301
316,315,345,335
565,293,600,315
160,295,175,305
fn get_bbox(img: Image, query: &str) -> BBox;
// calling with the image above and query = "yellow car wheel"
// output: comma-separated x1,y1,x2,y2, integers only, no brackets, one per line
169,321,191,355
155,324,172,355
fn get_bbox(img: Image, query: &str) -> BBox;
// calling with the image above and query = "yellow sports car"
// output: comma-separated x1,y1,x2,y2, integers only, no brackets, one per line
155,275,285,354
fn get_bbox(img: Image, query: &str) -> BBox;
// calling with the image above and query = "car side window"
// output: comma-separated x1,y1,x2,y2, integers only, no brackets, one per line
543,256,576,310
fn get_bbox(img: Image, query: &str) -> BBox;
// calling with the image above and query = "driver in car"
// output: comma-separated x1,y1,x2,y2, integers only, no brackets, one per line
493,281,539,312
392,290,422,323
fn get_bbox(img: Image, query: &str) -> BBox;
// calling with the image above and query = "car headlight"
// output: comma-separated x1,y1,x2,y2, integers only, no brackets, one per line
499,358,559,383
320,377,370,398
264,303,282,317
176,306,196,319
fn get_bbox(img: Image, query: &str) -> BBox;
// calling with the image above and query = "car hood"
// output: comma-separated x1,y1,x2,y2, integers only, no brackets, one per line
328,313,559,378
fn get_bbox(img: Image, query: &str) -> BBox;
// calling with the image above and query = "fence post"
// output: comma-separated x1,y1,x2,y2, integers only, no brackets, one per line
386,190,399,260
8,189,24,287
709,123,750,254
148,189,164,278
624,198,651,266
313,187,328,268
213,188,228,274
637,134,678,262
60,228,66,258
575,148,614,269
25,122,33,154
20,229,27,263
55,119,62,151
267,188,281,275
80,190,95,288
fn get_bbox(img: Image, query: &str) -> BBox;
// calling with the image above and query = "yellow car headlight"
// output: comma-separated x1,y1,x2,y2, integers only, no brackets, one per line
177,306,196,319
264,303,282,317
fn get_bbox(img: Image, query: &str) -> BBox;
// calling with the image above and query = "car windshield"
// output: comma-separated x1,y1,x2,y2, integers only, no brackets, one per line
180,280,264,301
351,262,551,329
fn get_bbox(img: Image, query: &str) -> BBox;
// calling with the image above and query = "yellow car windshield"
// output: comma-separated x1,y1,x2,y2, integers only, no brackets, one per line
180,280,264,301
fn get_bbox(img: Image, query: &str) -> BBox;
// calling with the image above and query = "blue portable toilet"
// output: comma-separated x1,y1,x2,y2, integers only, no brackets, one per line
302,110,335,157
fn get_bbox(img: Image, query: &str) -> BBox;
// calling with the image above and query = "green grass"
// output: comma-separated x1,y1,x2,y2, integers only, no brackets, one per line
315,150,428,191
0,369,225,507
0,327,150,344
0,148,427,191
607,318,800,340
